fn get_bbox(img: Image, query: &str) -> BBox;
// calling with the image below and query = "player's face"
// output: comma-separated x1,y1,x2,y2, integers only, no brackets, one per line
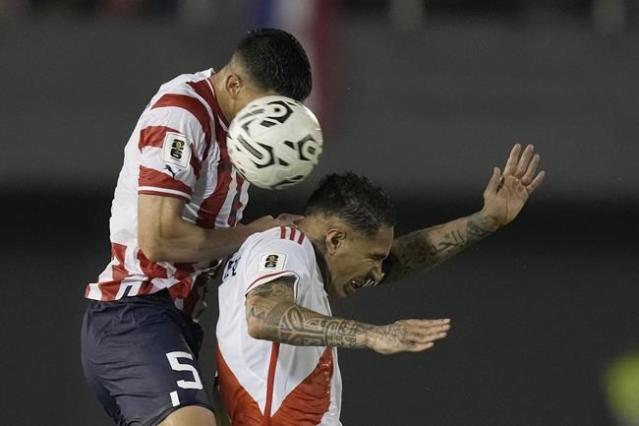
325,225,394,299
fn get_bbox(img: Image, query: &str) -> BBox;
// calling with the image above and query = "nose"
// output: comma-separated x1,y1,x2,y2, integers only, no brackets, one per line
370,263,384,284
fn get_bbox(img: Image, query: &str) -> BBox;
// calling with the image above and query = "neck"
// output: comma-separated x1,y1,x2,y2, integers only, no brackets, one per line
298,218,332,293
209,69,233,123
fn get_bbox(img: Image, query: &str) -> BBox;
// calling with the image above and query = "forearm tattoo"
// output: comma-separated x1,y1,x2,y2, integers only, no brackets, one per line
246,278,372,348
382,213,494,284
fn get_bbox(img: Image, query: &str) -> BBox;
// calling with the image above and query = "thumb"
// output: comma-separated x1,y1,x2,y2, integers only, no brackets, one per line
485,167,502,194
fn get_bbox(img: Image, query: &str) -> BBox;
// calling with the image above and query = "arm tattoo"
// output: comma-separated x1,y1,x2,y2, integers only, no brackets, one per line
245,278,372,348
382,212,495,284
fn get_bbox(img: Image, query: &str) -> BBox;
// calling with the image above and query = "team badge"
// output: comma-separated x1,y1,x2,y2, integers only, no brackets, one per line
258,252,287,272
162,132,191,168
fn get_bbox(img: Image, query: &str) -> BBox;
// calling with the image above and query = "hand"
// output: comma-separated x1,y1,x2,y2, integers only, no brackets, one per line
244,213,305,233
275,213,304,226
366,319,450,355
480,144,545,229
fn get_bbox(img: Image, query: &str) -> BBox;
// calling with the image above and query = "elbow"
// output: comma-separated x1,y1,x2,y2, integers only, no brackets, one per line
138,235,166,262
246,314,267,340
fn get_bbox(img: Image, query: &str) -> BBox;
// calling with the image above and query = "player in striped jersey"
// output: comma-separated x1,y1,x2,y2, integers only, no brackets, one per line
81,29,312,426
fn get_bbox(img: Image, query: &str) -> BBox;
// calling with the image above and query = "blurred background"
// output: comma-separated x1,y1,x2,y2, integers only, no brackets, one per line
1,0,638,424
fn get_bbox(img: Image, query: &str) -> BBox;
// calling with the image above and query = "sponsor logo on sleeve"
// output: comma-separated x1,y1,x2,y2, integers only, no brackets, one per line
162,132,191,168
258,252,287,272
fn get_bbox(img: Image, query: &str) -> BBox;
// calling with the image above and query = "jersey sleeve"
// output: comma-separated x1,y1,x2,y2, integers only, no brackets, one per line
243,231,313,302
136,99,214,201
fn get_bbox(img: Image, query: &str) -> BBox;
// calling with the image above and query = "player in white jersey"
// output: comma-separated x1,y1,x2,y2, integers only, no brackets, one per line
216,144,544,424
81,29,312,426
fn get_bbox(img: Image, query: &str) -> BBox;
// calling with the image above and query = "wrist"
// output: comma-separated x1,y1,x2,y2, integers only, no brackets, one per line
359,324,376,350
474,209,501,232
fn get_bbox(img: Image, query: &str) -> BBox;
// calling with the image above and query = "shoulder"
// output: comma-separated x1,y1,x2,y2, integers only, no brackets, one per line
243,226,315,270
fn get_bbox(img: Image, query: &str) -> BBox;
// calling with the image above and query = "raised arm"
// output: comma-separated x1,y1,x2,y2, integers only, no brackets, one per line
382,143,545,284
245,277,450,354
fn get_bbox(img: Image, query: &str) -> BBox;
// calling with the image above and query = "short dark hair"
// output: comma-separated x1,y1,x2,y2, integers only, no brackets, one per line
304,172,396,236
234,28,312,102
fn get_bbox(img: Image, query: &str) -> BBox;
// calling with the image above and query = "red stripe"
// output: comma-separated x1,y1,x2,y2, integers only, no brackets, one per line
101,243,128,301
187,79,229,128
297,232,306,245
263,342,280,423
271,347,334,424
289,227,297,242
167,280,191,300
137,249,168,279
138,126,178,150
151,93,211,139
216,347,263,424
138,166,192,196
195,122,232,228
280,226,286,239
137,281,156,296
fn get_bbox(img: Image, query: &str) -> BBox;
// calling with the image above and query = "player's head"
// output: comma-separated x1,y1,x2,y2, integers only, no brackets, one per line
216,28,312,120
302,172,396,299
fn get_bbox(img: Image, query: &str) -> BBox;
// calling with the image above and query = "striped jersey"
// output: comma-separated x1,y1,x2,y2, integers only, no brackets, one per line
216,225,342,425
84,69,249,315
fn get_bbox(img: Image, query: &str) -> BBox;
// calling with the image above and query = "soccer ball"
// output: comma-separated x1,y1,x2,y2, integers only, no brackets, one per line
226,95,323,190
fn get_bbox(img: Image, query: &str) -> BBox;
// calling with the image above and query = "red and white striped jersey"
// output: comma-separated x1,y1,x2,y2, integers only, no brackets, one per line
216,225,342,425
84,69,250,314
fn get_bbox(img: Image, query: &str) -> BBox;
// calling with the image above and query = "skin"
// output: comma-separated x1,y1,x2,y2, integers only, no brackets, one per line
244,143,544,357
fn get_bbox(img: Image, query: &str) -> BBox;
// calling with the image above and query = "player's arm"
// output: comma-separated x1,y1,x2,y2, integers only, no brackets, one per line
138,195,286,263
382,144,545,284
245,277,450,354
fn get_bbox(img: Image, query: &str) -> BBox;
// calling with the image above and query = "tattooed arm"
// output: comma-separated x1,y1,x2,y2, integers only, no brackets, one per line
383,143,545,284
245,277,450,354
382,211,497,284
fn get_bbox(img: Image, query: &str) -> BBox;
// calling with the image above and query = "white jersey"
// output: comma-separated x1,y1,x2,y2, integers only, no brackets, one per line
216,225,342,425
84,69,249,315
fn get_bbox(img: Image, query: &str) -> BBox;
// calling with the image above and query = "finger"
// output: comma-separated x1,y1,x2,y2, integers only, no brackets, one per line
515,144,535,178
406,327,449,341
521,154,540,185
526,170,545,194
276,213,305,224
408,323,451,334
502,143,522,176
484,167,502,194
406,342,435,353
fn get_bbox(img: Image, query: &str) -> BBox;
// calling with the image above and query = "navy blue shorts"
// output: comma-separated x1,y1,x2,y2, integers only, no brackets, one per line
81,290,213,426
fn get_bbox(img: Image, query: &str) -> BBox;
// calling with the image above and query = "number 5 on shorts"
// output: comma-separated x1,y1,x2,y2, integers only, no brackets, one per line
166,351,203,390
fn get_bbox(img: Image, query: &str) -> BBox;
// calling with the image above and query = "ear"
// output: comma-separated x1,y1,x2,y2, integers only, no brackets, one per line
225,73,242,99
325,229,346,256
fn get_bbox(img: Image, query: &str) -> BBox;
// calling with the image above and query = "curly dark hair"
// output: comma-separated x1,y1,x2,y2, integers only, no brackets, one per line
234,28,312,102
304,172,396,235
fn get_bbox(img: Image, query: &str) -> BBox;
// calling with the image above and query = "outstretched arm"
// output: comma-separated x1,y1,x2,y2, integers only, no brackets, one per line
245,277,450,354
382,143,545,284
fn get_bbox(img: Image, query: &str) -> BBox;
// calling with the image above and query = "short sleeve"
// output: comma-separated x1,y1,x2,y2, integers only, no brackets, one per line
243,230,312,301
137,99,214,201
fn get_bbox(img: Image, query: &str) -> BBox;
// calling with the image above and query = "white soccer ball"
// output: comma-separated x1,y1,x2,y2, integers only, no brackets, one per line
226,95,323,190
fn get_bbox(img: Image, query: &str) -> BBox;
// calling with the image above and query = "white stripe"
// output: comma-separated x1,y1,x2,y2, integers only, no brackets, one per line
85,283,103,300
138,186,191,199
170,391,180,407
